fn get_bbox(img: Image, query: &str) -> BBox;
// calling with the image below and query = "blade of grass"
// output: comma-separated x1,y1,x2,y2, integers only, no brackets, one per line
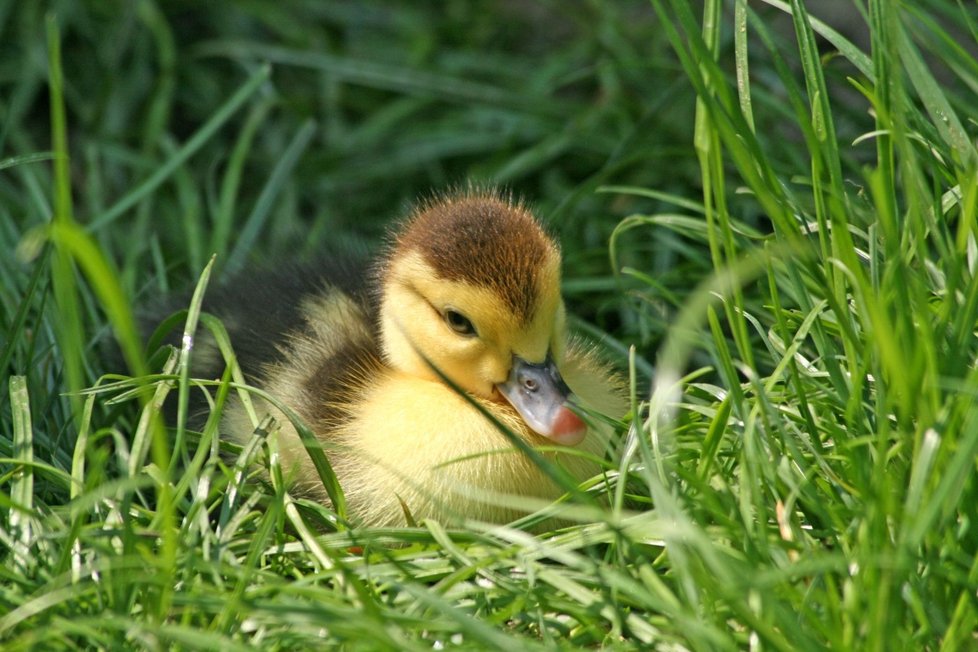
170,256,215,472
210,99,273,261
87,63,271,232
8,375,34,574
45,13,85,430
195,40,557,114
0,151,56,171
225,118,317,275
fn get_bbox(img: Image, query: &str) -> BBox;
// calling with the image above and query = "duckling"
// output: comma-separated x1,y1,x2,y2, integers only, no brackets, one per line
199,189,625,527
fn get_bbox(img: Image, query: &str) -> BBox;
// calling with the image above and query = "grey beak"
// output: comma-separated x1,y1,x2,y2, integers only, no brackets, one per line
495,354,587,446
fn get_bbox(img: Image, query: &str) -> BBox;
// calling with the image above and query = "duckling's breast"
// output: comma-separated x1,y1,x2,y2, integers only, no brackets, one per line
332,373,608,527
220,278,621,528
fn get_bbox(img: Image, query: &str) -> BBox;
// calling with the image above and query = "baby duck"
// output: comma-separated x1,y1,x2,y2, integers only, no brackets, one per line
208,190,624,527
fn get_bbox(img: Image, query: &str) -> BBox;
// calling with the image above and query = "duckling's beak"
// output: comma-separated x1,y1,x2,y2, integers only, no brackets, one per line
496,354,587,446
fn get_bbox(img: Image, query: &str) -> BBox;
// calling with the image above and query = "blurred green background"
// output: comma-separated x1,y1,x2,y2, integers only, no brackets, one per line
1,0,716,367
2,0,901,378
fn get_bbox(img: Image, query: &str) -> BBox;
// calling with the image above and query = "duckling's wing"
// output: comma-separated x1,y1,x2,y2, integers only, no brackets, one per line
146,255,377,389
199,257,375,380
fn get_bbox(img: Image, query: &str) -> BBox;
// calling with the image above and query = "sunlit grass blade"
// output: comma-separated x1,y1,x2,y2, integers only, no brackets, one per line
7,376,34,574
45,14,85,429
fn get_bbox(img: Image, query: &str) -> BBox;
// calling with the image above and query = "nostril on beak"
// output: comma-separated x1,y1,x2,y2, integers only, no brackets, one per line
523,377,538,392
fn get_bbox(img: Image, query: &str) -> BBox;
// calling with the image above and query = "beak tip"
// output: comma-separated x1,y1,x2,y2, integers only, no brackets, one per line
547,406,587,446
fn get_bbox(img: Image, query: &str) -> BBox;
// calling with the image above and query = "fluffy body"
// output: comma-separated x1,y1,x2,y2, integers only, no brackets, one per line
208,190,625,527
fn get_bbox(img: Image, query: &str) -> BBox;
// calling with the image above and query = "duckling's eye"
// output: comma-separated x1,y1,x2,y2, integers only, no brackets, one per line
444,309,476,337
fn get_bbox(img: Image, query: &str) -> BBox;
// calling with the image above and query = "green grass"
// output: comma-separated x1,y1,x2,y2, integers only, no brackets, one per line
3,0,978,648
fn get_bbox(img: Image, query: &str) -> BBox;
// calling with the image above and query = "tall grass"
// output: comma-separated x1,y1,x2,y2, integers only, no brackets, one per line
2,0,978,649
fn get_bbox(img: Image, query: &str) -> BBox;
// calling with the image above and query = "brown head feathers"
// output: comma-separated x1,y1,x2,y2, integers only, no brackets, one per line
390,189,559,324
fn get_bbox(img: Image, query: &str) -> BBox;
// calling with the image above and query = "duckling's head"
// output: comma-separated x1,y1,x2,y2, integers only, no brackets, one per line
378,190,588,446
